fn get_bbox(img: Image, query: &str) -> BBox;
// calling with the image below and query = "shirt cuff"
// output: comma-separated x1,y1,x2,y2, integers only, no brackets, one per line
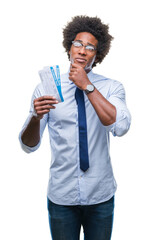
104,122,116,136
104,108,131,137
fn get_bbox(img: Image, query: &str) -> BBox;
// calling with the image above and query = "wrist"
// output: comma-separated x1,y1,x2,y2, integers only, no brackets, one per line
84,83,95,95
31,114,42,122
82,79,91,91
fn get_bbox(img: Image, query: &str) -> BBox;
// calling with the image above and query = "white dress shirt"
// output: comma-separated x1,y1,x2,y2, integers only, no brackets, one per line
19,70,131,205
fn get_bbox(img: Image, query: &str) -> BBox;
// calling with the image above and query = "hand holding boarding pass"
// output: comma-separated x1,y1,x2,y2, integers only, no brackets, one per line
33,65,64,119
38,65,64,102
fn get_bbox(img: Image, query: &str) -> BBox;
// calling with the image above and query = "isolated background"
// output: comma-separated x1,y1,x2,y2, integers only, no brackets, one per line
1,0,150,239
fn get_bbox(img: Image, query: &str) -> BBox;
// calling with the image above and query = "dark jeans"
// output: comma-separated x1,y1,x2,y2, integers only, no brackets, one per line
47,196,114,240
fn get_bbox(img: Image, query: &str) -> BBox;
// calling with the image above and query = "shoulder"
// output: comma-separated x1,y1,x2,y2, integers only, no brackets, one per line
92,72,126,98
92,72,121,84
92,72,123,88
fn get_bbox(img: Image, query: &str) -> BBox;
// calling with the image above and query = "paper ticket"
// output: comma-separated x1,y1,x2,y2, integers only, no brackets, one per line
38,65,64,102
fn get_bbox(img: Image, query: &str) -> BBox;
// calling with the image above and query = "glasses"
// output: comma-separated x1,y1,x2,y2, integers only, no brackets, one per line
72,41,97,52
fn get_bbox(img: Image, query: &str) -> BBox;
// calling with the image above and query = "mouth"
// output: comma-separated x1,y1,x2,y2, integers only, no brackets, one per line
75,58,87,63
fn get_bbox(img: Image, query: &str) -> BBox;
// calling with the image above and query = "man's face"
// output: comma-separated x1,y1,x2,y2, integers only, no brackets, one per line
69,32,98,72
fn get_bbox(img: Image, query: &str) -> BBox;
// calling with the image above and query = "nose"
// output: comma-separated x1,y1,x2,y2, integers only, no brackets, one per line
78,46,87,55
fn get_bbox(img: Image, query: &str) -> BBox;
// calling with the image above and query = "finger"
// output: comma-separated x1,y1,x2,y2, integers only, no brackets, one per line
42,95,57,100
35,105,56,115
68,74,75,81
35,106,56,117
35,103,56,110
69,72,73,77
36,109,52,115
70,68,77,73
34,99,59,107
70,63,79,69
69,70,77,76
34,96,57,103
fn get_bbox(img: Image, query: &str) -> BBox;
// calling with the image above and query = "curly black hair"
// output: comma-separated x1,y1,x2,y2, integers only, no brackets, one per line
62,15,113,67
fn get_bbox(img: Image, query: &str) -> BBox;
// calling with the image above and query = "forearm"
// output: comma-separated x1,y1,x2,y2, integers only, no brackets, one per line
21,116,41,147
87,87,116,126
21,95,58,147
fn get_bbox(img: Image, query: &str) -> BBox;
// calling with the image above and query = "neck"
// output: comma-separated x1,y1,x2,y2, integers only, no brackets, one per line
84,68,91,74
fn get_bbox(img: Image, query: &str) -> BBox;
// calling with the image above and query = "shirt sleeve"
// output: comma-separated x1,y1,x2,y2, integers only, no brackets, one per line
19,84,48,153
104,81,131,137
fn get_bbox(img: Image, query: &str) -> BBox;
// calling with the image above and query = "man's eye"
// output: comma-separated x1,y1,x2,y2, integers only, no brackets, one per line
86,46,95,51
74,42,82,47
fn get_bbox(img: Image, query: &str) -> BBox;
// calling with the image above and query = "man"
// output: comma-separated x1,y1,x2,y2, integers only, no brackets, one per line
19,16,131,240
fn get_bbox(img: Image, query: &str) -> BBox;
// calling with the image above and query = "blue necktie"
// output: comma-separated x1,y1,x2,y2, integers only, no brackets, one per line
75,87,89,172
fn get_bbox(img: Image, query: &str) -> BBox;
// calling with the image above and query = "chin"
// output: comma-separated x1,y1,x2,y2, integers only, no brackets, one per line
75,60,86,68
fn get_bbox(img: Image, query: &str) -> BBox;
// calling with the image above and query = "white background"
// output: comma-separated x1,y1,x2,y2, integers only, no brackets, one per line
0,0,150,239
